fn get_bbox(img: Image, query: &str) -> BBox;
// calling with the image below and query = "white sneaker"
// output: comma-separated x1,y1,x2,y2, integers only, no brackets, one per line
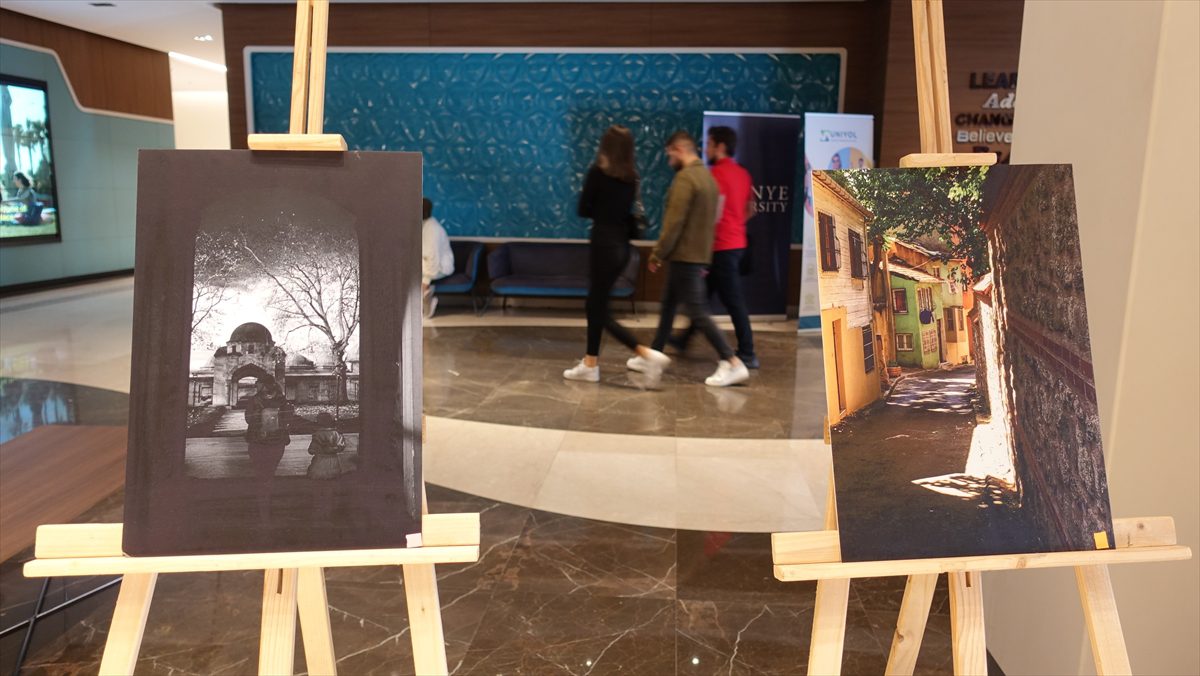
563,360,600,383
705,360,750,387
423,295,439,319
626,349,670,374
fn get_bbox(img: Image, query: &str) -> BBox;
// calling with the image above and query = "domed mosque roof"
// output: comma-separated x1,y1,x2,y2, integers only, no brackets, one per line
229,322,273,344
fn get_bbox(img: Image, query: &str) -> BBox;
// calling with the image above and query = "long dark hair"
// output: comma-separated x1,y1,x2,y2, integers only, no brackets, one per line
13,172,31,189
596,125,638,183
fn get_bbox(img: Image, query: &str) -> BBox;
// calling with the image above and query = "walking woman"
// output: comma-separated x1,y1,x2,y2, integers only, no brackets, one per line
564,125,670,382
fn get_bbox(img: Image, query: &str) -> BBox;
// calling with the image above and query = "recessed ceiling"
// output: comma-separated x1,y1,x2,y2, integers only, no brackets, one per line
0,0,225,64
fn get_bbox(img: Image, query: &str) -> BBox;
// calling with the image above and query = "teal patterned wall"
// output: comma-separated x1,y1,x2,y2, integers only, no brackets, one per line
248,50,842,242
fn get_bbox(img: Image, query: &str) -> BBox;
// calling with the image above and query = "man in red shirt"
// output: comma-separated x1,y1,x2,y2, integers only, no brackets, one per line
671,126,758,368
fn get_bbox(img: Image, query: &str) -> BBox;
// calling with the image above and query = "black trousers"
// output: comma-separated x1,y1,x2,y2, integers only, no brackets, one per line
586,244,640,356
651,261,735,360
675,248,755,359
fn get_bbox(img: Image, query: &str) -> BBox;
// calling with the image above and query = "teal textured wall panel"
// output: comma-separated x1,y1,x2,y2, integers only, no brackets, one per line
248,50,842,242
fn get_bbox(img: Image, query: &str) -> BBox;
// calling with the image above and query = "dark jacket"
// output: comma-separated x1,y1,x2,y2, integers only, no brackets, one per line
244,392,292,446
651,159,719,265
578,165,637,248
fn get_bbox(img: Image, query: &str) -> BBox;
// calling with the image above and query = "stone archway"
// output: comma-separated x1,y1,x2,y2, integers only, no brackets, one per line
228,363,272,409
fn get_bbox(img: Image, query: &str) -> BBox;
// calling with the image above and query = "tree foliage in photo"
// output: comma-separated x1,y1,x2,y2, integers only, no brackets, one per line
826,166,991,278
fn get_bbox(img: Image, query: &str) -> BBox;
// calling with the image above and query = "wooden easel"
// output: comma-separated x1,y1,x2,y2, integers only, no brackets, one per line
771,2,1194,675
23,3,480,674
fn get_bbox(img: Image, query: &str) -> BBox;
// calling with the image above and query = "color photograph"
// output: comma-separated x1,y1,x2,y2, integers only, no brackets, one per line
813,164,1115,562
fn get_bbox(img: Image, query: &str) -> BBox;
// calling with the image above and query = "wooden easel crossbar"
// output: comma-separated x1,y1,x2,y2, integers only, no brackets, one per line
22,2,479,674
769,2,1194,675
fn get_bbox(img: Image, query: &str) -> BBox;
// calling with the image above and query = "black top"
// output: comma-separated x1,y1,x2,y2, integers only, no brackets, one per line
578,165,636,248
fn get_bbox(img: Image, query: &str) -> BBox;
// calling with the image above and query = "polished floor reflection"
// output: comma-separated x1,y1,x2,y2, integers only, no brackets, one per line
0,279,957,674
425,325,826,439
1,485,955,675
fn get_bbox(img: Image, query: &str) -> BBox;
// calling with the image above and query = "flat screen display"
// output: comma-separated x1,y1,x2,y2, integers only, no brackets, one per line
1,75,60,245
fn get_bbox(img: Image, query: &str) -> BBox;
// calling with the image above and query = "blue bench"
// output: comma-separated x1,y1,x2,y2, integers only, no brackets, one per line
432,240,485,314
487,241,639,313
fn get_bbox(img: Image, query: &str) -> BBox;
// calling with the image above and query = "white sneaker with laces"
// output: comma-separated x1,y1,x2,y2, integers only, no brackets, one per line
563,360,600,382
705,359,750,387
626,349,670,374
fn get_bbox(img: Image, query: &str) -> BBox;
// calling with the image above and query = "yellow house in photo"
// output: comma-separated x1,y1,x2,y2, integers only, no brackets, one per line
812,172,881,427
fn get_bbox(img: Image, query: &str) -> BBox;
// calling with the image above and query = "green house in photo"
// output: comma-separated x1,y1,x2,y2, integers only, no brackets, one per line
889,262,945,369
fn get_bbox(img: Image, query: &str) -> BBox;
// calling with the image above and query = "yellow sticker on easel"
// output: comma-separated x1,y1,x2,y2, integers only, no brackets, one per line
1094,531,1111,550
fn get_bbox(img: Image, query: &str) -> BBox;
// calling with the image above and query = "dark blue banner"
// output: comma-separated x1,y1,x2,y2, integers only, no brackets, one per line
703,112,802,316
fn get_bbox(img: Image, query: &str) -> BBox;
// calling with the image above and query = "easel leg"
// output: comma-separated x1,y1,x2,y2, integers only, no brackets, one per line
1075,565,1132,675
948,571,986,676
885,573,938,675
297,567,337,676
808,577,851,675
259,568,299,676
98,572,157,676
403,563,448,676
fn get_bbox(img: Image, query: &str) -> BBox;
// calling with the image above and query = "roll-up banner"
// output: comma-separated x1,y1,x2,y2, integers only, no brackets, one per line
799,113,876,330
702,112,802,316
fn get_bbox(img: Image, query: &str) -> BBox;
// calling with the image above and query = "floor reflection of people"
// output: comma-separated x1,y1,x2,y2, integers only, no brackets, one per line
244,376,291,518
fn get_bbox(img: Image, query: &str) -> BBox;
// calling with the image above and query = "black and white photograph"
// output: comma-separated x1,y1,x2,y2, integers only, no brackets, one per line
184,215,361,481
121,150,424,556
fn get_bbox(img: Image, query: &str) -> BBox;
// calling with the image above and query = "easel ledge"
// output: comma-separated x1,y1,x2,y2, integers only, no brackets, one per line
772,516,1191,582
24,514,480,577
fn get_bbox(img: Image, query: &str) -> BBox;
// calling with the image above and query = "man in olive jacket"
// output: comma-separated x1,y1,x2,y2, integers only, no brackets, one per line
630,130,750,388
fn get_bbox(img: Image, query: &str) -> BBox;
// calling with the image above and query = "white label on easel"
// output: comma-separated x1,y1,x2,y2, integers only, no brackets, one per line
407,533,424,548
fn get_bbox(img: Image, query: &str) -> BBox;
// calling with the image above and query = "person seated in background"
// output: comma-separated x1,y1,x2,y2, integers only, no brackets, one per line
422,197,454,319
7,172,41,225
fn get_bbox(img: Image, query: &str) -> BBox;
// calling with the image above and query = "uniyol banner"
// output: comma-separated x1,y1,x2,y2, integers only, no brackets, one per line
798,113,876,330
702,112,802,316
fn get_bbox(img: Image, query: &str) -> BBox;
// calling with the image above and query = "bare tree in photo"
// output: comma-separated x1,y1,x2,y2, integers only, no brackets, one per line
233,221,359,401
191,231,241,339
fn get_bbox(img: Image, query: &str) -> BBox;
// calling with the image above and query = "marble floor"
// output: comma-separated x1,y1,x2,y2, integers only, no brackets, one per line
1,485,956,676
0,278,959,674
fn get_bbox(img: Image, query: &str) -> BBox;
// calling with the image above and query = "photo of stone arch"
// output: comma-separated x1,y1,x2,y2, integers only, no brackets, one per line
122,150,423,557
183,199,362,484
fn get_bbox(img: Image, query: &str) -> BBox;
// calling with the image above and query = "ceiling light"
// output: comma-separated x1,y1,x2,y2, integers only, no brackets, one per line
193,34,214,42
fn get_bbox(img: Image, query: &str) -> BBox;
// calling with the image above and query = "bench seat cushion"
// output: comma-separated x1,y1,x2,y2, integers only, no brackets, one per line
433,272,474,294
491,275,589,296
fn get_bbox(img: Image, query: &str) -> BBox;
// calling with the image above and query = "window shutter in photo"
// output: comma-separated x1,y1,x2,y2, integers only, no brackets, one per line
819,213,838,271
848,230,865,279
861,325,875,373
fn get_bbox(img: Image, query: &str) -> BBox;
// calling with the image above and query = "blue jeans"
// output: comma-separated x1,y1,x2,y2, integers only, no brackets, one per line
672,249,755,360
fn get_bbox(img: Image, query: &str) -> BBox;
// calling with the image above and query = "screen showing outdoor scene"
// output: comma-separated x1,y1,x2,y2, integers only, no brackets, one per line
0,76,59,243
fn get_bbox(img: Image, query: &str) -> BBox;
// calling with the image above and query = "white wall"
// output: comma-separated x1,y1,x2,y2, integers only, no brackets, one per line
171,91,231,150
987,1,1200,674
169,55,230,150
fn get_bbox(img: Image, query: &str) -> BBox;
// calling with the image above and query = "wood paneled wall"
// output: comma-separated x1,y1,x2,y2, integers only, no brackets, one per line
219,1,893,148
879,0,1024,166
0,9,173,121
